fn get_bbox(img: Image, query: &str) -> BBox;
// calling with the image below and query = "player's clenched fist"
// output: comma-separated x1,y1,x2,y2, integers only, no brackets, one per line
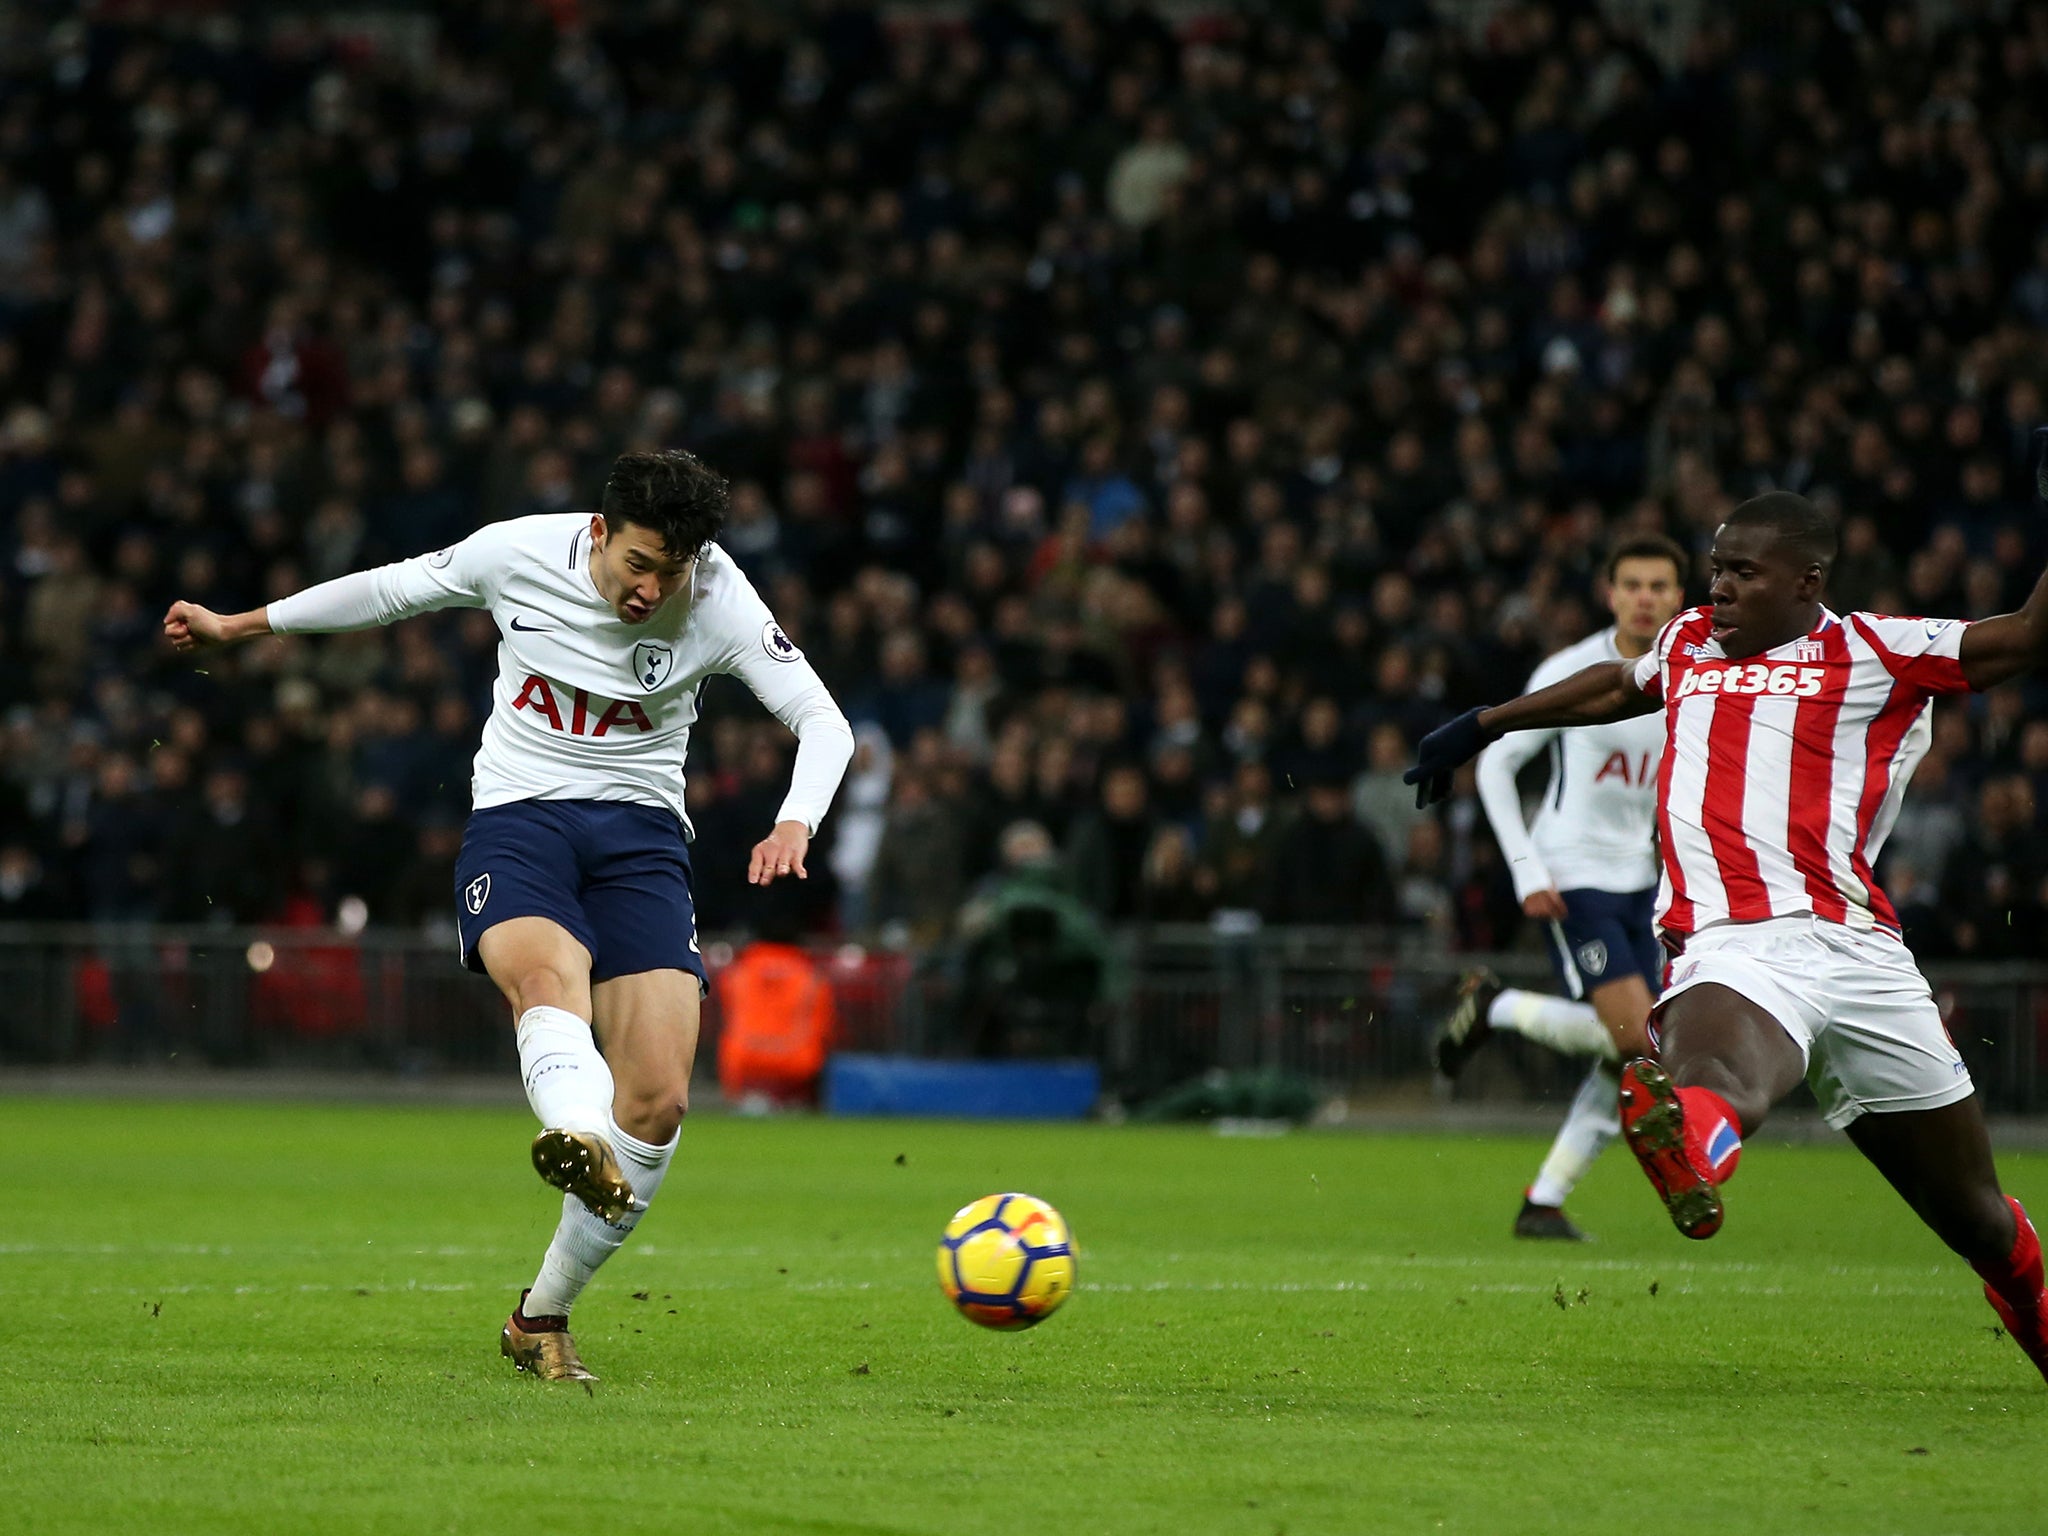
162,600,225,651
748,819,812,884
163,600,268,651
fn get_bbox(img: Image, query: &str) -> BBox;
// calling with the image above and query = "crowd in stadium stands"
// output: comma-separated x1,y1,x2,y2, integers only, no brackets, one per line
1,0,2047,965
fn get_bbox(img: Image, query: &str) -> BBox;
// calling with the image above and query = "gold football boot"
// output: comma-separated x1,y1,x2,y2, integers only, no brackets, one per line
501,1291,597,1382
530,1127,641,1223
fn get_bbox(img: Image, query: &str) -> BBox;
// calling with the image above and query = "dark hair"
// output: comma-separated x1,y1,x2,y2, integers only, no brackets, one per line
599,449,730,558
1605,532,1689,585
1723,491,1839,572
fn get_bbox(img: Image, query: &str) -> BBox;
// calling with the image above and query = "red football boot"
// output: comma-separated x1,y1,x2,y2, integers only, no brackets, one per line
1617,1058,1742,1240
1975,1196,2048,1385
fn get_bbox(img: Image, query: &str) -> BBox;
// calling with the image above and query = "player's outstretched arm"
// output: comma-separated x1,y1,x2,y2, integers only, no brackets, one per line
166,539,491,658
163,601,272,652
1959,568,2048,690
1960,428,2048,690
1405,660,1652,808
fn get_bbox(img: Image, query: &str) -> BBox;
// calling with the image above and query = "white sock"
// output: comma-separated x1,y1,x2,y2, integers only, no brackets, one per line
1529,1062,1621,1208
524,1111,678,1318
1488,988,1617,1060
516,1005,613,1135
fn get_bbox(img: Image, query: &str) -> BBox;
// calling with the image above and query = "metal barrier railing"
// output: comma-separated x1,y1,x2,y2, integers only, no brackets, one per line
0,923,2040,1112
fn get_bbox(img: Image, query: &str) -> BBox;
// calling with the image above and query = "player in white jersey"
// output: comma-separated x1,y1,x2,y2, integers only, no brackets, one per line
1407,473,2048,1385
163,450,856,1382
1435,537,1684,1240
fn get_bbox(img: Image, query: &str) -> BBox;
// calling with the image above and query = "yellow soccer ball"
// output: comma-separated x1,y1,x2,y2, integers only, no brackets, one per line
935,1192,1077,1330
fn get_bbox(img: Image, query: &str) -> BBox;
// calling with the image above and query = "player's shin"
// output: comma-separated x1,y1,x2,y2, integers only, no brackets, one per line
1972,1196,2048,1382
1489,989,1617,1060
524,1111,678,1318
516,1005,615,1134
1529,1063,1621,1209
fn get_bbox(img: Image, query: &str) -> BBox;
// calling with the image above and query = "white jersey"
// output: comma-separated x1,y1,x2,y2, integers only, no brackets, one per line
1633,605,1972,936
266,514,854,835
1476,627,1663,899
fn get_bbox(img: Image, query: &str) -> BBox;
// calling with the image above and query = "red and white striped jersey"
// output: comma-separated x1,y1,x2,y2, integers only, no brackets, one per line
1632,606,1973,937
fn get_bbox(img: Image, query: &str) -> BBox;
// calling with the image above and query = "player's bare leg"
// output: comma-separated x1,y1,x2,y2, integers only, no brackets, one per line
1619,984,1804,1238
592,967,701,1145
1845,1101,2048,1382
477,917,639,1223
1590,974,1653,1059
513,968,700,1370
1514,973,1652,1239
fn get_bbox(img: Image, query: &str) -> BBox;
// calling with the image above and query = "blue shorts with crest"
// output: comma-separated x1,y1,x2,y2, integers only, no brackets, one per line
453,800,706,986
1543,887,1662,999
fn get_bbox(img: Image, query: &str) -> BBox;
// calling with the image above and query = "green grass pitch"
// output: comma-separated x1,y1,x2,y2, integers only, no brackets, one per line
2,1099,2045,1535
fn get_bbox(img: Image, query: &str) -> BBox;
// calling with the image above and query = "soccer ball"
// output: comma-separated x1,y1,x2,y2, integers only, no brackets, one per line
936,1192,1076,1330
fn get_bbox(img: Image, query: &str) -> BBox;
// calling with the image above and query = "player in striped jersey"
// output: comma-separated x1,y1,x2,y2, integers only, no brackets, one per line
1407,471,2048,1385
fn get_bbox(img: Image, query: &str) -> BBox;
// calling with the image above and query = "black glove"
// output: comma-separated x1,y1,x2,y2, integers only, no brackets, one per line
1402,706,1495,808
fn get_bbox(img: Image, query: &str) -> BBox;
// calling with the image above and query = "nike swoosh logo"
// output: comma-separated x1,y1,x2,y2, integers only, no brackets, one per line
509,617,552,632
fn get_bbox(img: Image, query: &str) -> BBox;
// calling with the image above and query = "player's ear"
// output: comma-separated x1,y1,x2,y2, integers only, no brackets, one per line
589,512,607,549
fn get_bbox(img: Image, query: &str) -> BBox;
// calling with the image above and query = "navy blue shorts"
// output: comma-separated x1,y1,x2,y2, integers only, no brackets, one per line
1542,887,1662,999
454,800,706,986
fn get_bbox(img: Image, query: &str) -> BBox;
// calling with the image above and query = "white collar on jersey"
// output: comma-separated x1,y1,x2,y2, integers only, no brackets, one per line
1697,607,1840,660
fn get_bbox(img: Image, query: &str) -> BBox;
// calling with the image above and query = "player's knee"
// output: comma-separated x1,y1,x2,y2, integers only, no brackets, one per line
615,1079,688,1144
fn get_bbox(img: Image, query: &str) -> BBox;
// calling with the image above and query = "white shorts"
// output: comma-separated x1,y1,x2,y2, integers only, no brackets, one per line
1657,915,1973,1130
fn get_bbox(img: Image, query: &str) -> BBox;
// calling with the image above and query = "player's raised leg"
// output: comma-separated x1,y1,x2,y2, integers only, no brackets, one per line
476,915,641,1225
1620,983,1805,1238
1437,970,1611,1078
510,967,699,1379
1845,1101,2048,1383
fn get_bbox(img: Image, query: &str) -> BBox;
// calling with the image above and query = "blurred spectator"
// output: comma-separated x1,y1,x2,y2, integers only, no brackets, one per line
1067,762,1158,921
1352,724,1426,871
1933,782,2048,962
1940,777,2047,960
828,725,895,931
1202,761,1284,916
1272,775,1393,926
1394,820,1455,939
162,767,275,925
1137,824,1214,923
868,768,969,946
951,821,1117,1058
0,843,60,922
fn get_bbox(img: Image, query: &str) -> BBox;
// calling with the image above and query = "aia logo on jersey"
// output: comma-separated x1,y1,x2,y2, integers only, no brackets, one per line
1595,751,1655,785
632,641,673,691
1673,662,1829,699
512,675,654,736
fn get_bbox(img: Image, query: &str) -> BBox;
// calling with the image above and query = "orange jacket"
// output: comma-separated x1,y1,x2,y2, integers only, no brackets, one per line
714,942,838,1090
